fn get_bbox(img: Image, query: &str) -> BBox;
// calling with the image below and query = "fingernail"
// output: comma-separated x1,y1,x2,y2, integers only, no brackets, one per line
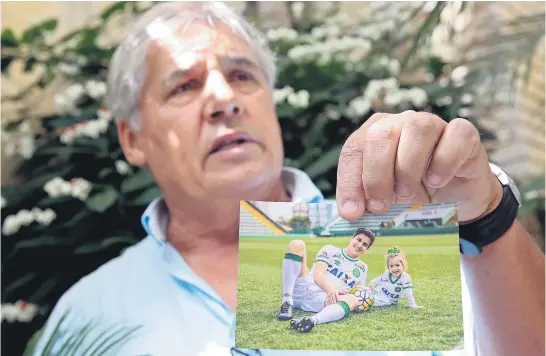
394,183,413,199
427,172,442,186
367,199,385,211
342,200,359,214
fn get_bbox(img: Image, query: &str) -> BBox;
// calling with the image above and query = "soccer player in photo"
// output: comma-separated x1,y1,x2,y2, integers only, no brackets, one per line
277,228,375,333
368,246,423,309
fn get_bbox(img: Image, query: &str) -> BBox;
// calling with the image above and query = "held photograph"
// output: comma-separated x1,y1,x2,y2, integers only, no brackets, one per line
235,201,464,352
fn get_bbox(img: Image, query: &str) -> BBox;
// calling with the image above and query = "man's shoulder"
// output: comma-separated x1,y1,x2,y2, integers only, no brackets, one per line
53,238,157,312
317,244,338,257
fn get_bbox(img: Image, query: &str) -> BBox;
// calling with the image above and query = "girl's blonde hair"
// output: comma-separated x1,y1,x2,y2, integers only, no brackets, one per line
386,246,408,272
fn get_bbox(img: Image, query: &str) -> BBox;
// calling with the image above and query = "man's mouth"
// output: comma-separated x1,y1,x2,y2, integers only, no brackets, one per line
209,132,255,155
354,245,362,253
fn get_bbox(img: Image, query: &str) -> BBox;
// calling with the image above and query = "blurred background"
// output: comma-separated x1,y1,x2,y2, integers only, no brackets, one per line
1,1,544,355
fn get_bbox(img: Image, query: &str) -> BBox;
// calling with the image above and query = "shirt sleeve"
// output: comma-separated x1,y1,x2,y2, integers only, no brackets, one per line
402,273,413,289
314,245,335,266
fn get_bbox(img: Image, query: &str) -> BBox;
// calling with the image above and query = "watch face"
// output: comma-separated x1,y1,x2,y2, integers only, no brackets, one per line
489,162,522,206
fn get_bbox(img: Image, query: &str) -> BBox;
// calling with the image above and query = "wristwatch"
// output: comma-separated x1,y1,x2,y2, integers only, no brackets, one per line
459,162,522,255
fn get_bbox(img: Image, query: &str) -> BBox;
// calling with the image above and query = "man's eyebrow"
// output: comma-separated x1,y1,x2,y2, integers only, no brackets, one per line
164,69,193,89
220,55,259,70
163,55,260,88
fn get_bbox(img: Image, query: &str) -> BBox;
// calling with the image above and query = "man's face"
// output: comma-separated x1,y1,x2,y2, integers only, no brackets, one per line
119,21,284,200
347,234,372,257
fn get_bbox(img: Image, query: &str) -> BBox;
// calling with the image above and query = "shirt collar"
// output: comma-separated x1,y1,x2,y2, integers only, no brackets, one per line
141,167,323,245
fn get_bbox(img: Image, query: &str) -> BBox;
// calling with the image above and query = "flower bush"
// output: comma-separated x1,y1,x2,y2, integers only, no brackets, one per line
1,1,496,353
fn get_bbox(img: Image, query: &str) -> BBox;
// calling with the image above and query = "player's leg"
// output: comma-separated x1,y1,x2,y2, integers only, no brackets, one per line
290,294,360,333
278,240,308,320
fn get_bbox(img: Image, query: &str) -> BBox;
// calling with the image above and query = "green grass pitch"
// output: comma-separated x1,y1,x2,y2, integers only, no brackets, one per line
235,234,464,352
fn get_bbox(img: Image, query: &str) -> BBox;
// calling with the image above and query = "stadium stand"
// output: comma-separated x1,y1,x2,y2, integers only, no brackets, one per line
239,201,287,237
323,202,458,236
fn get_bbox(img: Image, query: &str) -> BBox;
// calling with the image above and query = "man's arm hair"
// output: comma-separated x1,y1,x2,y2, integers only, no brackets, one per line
462,219,545,356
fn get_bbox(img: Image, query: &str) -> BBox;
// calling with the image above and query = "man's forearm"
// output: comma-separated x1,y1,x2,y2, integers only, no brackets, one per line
462,219,545,356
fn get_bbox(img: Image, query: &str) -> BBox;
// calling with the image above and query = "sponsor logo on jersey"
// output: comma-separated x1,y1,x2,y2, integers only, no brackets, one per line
381,287,400,300
353,268,361,278
334,260,341,266
394,286,402,293
327,267,357,288
318,251,328,258
357,262,366,272
333,252,341,259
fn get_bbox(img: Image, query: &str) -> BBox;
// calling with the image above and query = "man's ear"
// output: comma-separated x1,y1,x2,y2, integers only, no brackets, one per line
117,119,146,166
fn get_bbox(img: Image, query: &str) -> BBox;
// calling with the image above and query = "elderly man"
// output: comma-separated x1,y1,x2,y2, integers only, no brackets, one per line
34,2,544,356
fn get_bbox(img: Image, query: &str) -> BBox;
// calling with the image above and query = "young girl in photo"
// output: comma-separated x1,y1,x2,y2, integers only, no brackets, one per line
368,246,423,309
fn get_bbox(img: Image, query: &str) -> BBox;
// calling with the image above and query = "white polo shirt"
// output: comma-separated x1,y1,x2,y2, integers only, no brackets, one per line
33,167,477,356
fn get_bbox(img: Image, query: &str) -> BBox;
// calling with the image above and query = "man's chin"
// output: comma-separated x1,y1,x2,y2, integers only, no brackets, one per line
204,165,281,200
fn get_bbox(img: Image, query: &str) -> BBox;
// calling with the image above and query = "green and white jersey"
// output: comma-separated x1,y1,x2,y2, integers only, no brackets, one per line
309,244,368,293
370,271,413,305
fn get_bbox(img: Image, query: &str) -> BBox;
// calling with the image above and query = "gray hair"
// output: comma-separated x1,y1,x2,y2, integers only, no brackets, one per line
105,1,277,129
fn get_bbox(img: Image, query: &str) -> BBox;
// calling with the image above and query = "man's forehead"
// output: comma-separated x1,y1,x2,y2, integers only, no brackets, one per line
147,20,253,60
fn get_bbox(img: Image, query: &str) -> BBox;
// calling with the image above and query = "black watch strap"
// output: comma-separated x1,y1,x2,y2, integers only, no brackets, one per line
459,184,519,255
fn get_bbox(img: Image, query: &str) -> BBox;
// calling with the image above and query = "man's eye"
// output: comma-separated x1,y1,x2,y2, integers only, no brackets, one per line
171,80,199,95
231,70,253,82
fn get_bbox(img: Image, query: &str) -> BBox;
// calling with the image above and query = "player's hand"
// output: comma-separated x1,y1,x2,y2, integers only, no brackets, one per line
335,111,503,223
326,290,341,306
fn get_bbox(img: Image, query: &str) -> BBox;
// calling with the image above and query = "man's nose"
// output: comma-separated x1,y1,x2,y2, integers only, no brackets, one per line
204,71,243,121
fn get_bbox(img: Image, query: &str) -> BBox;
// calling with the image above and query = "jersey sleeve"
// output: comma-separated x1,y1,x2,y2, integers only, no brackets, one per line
314,245,336,266
401,273,413,290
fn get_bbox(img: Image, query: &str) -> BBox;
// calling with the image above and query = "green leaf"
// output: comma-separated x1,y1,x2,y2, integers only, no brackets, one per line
100,2,129,21
21,19,57,44
74,236,139,254
1,28,18,47
127,185,161,206
121,169,155,194
98,167,113,179
85,186,118,213
304,144,343,179
2,272,38,298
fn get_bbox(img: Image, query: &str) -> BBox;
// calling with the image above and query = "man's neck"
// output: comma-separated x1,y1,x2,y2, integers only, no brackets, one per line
163,179,290,310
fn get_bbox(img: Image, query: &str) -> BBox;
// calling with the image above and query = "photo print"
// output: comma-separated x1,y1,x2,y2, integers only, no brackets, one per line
235,201,464,352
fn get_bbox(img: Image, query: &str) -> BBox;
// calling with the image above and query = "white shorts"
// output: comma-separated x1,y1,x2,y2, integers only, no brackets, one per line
292,276,328,313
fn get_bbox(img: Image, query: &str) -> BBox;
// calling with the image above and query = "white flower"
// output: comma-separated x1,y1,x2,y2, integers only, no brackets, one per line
85,80,107,100
273,86,294,104
56,62,80,76
54,83,85,114
266,27,298,43
458,108,471,117
1,304,19,323
2,215,20,236
1,196,6,209
438,77,450,87
18,136,35,159
115,160,132,175
44,177,70,198
461,93,473,105
347,97,371,119
389,60,401,76
287,90,310,109
16,209,35,226
436,96,453,106
98,108,114,122
384,91,404,107
70,178,93,201
1,301,39,323
35,209,56,226
407,88,428,108
451,66,469,82
44,177,92,201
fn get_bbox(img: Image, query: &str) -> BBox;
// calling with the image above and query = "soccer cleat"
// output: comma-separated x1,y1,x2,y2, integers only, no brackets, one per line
277,301,293,321
289,317,315,333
